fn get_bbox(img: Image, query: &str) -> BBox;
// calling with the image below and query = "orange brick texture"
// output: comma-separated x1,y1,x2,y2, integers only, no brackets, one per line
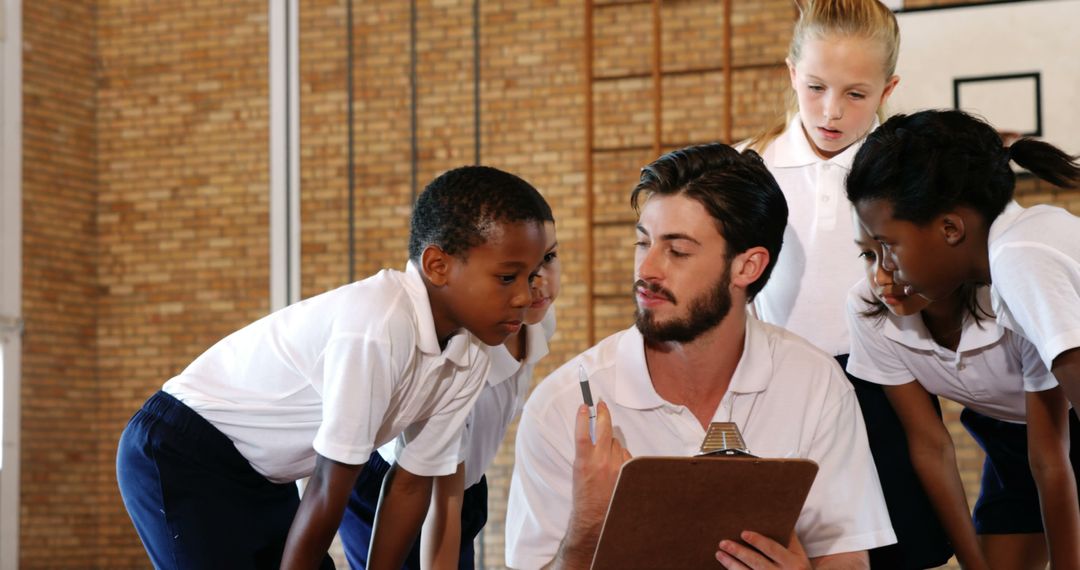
23,0,270,567
17,0,1080,568
20,0,101,567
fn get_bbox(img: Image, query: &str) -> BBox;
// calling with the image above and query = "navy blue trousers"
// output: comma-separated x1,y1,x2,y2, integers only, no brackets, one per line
838,355,954,570
116,391,334,570
962,406,1080,534
338,450,488,570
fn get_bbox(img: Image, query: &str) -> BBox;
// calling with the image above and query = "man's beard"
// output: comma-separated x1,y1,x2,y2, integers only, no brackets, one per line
634,266,732,344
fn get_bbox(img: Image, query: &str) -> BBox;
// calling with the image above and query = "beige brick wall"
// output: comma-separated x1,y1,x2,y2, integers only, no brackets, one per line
97,0,270,562
20,1,101,566
15,0,1080,568
299,0,352,294
101,0,269,566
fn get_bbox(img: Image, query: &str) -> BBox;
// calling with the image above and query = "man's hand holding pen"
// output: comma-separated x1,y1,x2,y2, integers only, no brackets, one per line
554,401,633,570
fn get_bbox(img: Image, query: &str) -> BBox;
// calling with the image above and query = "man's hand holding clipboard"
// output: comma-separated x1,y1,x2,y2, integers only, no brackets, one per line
581,416,820,570
716,531,811,569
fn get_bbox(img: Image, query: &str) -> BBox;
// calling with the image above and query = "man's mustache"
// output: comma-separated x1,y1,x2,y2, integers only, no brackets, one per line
633,279,676,304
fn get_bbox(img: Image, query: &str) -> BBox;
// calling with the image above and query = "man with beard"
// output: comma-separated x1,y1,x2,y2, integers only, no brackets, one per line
504,144,895,570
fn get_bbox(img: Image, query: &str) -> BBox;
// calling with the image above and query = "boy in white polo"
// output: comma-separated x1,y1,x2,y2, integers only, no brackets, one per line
505,144,894,570
117,166,553,569
339,226,561,569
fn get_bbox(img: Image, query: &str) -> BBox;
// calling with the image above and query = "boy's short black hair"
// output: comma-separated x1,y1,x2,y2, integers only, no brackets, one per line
630,143,788,300
408,166,553,262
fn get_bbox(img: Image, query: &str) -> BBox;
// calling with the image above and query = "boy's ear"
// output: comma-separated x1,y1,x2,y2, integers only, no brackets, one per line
420,245,453,287
730,246,771,292
940,212,966,246
785,57,797,88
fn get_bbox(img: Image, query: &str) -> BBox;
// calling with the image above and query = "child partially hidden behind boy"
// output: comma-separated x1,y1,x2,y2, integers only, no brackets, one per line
116,166,554,569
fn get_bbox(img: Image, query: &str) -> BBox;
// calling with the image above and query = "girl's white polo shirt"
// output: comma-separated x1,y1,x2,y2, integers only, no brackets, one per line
988,201,1080,370
752,115,874,356
163,262,489,483
505,317,895,569
845,280,1057,423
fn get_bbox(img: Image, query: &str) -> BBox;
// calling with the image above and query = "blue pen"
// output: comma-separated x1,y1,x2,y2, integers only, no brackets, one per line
578,365,596,443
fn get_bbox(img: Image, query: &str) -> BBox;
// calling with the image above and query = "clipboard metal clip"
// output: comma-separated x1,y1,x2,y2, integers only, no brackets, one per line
696,422,755,457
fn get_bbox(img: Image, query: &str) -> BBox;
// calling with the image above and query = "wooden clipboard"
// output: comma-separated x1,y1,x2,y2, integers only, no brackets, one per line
590,455,819,570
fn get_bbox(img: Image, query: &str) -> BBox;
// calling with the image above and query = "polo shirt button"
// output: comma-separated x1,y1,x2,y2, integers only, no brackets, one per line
822,195,830,203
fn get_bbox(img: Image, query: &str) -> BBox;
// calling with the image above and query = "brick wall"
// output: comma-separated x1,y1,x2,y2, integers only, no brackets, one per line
18,0,280,560
15,0,1080,568
20,1,101,566
99,0,270,566
298,0,352,294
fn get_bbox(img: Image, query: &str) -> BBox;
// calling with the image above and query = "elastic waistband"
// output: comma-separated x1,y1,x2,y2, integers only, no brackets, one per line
364,448,393,477
141,390,205,432
138,390,272,483
140,390,225,444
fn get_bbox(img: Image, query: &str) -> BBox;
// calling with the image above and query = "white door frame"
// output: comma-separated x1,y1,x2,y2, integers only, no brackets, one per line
0,0,24,567
269,0,301,311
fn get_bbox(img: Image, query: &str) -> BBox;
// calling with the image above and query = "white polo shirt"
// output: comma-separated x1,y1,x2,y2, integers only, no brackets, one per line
505,317,895,569
163,262,489,483
380,310,556,488
752,115,874,356
845,280,1057,423
988,201,1080,370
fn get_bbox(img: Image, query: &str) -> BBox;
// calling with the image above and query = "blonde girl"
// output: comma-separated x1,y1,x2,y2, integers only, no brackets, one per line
747,2,951,567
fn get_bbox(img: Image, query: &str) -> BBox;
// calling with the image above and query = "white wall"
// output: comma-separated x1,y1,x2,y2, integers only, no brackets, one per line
892,0,1080,154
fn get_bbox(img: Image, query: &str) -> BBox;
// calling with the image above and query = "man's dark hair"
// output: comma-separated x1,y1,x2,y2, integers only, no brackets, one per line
630,143,788,300
847,109,1080,225
409,166,553,262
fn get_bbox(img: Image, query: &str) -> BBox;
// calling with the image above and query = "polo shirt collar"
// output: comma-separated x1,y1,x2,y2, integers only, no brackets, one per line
612,327,661,409
487,321,551,386
729,316,774,394
613,315,772,410
958,287,1006,352
881,287,1004,353
403,260,474,366
768,114,875,171
988,201,1025,246
881,312,937,352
